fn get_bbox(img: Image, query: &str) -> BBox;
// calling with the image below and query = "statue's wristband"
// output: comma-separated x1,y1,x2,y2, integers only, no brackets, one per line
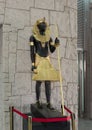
31,65,36,71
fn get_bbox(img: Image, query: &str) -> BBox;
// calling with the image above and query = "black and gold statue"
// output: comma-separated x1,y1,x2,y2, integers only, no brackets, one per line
29,18,60,110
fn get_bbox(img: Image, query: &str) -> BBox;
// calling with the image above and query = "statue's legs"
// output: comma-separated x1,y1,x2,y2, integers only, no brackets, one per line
35,81,42,108
35,80,54,110
36,81,51,102
45,81,51,103
45,81,54,110
36,81,42,101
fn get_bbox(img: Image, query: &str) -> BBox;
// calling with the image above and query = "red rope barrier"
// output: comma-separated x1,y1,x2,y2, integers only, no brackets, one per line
64,106,72,114
12,107,71,123
13,108,28,119
32,116,71,122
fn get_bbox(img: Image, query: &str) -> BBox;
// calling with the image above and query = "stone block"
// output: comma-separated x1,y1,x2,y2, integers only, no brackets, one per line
0,15,4,24
50,25,56,40
70,9,77,38
9,74,15,83
65,38,77,60
9,32,17,42
67,83,74,105
4,96,21,113
3,32,9,41
2,73,9,83
17,27,32,50
0,2,5,14
3,24,12,33
9,53,16,74
51,86,61,110
67,0,77,9
31,80,36,92
0,118,3,130
4,8,30,29
53,82,60,87
9,41,16,53
50,11,70,37
63,86,68,102
6,0,34,10
3,73,9,79
0,50,2,65
8,31,17,54
61,59,73,84
72,60,78,82
4,83,11,98
55,0,67,11
5,123,10,130
21,94,36,113
3,33,9,58
9,96,21,106
0,107,3,128
12,73,31,95
2,57,9,72
72,83,78,105
60,38,67,58
5,112,10,124
50,58,58,70
21,95,36,106
67,83,78,105
30,8,49,25
0,95,4,129
16,50,31,72
35,0,54,10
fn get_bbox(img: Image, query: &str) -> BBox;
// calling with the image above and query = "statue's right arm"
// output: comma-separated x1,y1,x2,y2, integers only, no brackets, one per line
29,36,35,70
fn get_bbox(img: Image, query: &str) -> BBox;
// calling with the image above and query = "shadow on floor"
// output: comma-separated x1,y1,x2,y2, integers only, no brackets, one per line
78,118,92,130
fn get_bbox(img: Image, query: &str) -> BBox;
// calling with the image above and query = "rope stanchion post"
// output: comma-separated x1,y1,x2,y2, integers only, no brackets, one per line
9,106,14,130
28,116,32,130
71,113,76,130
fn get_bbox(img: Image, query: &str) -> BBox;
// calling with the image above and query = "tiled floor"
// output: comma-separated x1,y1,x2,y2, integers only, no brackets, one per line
78,118,92,130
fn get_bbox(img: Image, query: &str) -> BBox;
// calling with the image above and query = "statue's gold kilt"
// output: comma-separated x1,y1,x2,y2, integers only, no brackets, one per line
32,54,61,81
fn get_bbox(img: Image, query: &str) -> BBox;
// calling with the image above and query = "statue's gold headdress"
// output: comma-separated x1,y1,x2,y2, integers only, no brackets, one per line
36,17,46,25
32,18,50,42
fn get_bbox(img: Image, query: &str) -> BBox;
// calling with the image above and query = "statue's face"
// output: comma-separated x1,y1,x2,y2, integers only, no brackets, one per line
37,22,47,35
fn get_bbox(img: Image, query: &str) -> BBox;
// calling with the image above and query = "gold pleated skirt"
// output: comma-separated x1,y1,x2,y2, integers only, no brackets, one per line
32,54,61,81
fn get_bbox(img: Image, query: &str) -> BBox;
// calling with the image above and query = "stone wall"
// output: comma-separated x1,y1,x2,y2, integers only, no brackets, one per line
0,0,78,130
0,25,4,130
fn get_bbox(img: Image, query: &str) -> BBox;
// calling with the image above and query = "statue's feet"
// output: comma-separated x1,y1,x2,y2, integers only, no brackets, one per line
47,103,55,111
36,101,43,109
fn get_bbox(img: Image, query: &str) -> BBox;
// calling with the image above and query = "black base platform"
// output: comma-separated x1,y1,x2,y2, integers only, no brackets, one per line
23,104,70,130
31,103,62,118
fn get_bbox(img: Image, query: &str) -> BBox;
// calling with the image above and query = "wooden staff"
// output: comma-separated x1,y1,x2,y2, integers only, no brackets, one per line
55,24,65,115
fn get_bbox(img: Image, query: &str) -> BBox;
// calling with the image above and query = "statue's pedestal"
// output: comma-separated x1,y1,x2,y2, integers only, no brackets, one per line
23,104,70,130
31,103,62,118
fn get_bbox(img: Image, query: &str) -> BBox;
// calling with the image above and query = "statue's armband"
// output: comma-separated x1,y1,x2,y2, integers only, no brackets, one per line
29,42,34,46
50,42,55,46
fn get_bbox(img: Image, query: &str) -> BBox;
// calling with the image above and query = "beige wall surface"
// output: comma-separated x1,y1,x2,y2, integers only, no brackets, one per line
0,0,78,130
